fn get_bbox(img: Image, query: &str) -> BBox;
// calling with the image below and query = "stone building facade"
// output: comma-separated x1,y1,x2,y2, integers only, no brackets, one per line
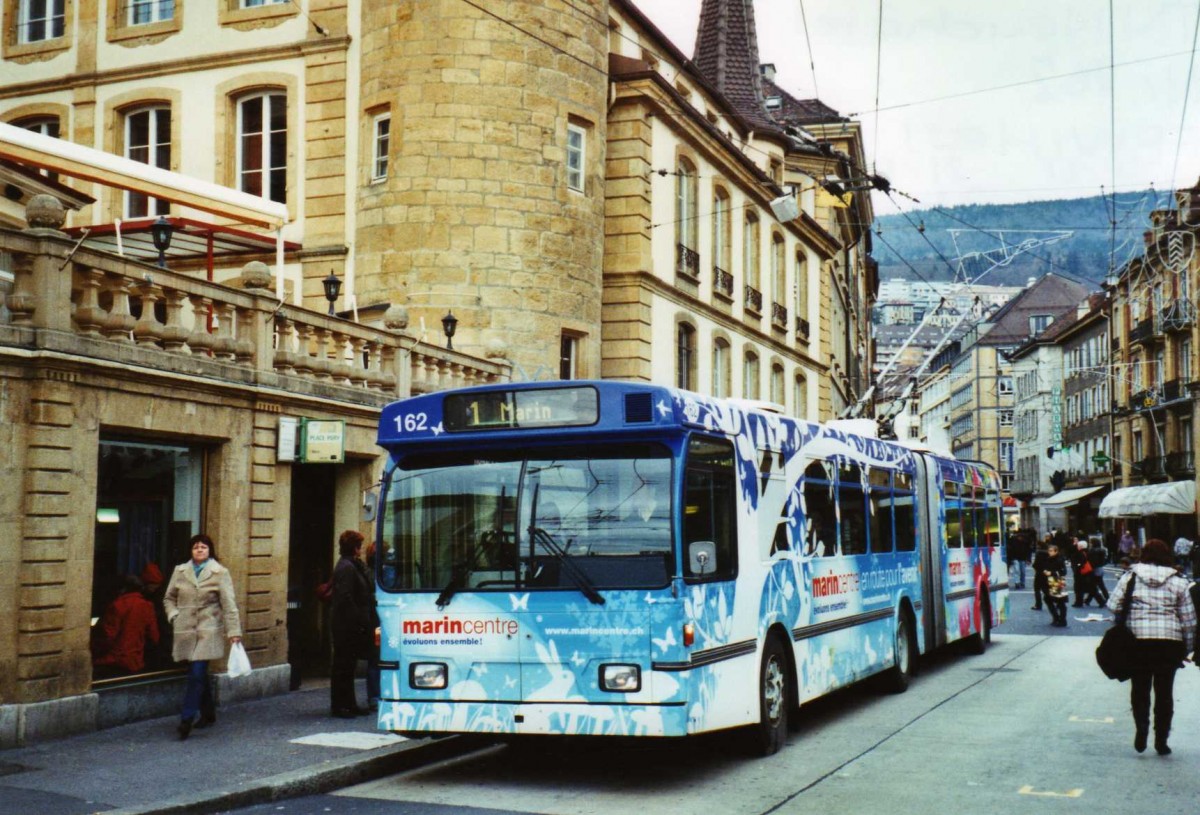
0,0,877,741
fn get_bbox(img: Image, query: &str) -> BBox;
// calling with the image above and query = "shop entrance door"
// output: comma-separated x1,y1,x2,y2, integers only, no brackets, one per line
287,465,336,688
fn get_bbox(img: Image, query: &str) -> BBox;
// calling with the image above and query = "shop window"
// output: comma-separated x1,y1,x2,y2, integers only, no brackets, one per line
92,438,204,682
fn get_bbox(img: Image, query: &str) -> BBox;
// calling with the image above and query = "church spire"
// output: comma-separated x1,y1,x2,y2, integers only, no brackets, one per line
693,0,772,128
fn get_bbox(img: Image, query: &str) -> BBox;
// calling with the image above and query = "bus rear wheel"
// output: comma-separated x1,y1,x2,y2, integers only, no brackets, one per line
965,597,991,655
746,637,789,756
882,613,915,693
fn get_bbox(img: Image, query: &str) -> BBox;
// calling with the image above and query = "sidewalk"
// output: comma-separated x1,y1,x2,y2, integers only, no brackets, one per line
0,682,481,815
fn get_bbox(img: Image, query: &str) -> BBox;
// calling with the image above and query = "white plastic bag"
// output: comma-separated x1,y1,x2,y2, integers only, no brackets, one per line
227,641,252,678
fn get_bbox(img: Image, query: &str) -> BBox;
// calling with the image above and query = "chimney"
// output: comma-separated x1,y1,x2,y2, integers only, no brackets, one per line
760,63,776,83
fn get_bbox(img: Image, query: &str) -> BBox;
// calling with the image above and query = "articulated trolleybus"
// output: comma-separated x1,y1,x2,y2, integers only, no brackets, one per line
374,381,1007,755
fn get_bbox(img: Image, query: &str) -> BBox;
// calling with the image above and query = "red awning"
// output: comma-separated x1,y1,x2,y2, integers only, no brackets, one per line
62,217,299,267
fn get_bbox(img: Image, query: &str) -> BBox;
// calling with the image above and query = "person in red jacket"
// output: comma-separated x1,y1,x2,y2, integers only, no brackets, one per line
92,575,160,675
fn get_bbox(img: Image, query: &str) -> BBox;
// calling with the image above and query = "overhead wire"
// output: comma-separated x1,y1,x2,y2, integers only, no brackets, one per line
798,0,821,99
1169,0,1200,200
1108,0,1118,283
871,0,883,174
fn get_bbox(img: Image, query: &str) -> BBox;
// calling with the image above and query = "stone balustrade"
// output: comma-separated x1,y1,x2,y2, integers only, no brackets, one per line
0,216,509,405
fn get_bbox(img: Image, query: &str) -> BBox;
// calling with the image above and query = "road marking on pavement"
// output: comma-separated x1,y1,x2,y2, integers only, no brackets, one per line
1019,785,1083,798
290,732,409,750
1068,715,1114,724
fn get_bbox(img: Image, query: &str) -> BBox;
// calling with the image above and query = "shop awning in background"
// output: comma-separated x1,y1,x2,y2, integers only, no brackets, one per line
1040,485,1107,508
1098,481,1196,518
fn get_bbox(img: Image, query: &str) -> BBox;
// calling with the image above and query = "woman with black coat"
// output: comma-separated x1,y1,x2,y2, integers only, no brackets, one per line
330,529,373,718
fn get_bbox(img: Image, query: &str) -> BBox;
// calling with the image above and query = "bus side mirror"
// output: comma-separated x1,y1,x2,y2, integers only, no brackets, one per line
689,541,717,575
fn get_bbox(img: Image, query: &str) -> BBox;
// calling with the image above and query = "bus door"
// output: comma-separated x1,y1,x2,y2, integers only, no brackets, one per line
913,454,946,651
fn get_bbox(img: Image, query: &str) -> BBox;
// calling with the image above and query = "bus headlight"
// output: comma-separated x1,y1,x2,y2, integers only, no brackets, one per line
410,662,447,689
599,664,641,692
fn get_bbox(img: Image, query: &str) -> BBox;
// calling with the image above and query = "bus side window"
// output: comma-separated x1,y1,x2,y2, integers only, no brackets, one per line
803,460,837,557
838,461,868,556
962,485,979,548
684,436,737,581
869,471,893,554
944,481,962,548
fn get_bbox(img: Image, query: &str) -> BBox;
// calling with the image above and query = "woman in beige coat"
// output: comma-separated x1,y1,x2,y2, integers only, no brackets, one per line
164,534,242,740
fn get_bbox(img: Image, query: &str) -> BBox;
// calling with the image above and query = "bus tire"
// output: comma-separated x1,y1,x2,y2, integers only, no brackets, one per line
965,595,991,655
882,612,916,693
747,637,789,757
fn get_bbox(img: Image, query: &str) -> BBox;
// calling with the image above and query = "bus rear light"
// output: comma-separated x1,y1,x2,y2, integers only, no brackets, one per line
683,623,695,647
600,664,641,692
410,662,447,689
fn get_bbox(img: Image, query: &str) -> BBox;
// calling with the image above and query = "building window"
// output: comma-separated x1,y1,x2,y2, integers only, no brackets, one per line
712,338,730,398
998,409,1013,427
713,188,730,276
1029,314,1053,334
566,122,585,192
770,363,785,405
129,0,173,24
771,234,785,310
794,252,808,331
241,0,287,6
124,106,171,218
743,350,760,399
18,0,65,43
371,113,390,182
15,116,59,180
743,212,760,290
675,157,698,277
676,322,696,390
997,376,1013,395
237,91,287,204
559,333,579,380
92,438,204,681
794,374,808,417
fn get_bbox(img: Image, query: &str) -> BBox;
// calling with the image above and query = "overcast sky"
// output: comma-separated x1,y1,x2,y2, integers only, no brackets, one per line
632,0,1200,212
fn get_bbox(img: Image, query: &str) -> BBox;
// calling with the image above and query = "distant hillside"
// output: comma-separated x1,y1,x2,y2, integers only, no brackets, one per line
872,190,1167,287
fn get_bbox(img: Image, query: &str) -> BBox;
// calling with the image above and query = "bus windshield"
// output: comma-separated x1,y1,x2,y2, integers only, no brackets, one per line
378,443,674,594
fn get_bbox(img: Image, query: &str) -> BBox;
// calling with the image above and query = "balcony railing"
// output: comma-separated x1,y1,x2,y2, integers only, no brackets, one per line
744,285,762,314
1161,301,1196,333
1133,456,1167,478
675,243,700,280
0,224,508,404
1166,451,1195,475
1129,316,1162,344
771,301,788,328
1163,378,1183,403
713,266,734,299
795,316,810,338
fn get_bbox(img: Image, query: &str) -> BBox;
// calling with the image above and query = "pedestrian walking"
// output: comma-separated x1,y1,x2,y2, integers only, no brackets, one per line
1173,534,1193,575
1106,539,1196,755
1068,538,1089,608
330,529,373,718
163,534,242,740
1007,529,1030,590
1119,528,1136,559
1031,536,1051,610
1083,537,1110,607
1043,543,1069,627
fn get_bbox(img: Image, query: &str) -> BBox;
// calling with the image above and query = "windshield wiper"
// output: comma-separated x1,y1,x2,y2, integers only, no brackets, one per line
437,486,511,609
532,526,605,605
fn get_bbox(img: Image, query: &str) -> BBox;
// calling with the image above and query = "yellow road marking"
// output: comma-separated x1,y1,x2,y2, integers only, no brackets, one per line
1068,715,1114,724
1019,786,1084,798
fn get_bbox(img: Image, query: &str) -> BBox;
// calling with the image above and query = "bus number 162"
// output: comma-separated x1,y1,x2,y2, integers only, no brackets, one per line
394,412,428,433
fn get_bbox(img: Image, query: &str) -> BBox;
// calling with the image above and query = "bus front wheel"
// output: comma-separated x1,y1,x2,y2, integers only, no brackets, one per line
747,637,789,757
965,596,991,655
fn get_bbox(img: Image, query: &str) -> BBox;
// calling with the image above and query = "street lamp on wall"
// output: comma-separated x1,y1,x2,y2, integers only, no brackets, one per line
150,216,174,269
441,310,458,350
322,271,342,316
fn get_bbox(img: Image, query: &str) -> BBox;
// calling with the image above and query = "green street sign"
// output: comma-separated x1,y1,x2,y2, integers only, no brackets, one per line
1091,451,1111,467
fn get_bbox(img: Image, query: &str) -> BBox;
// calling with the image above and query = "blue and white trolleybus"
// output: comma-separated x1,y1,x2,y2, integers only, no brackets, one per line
373,381,1007,754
